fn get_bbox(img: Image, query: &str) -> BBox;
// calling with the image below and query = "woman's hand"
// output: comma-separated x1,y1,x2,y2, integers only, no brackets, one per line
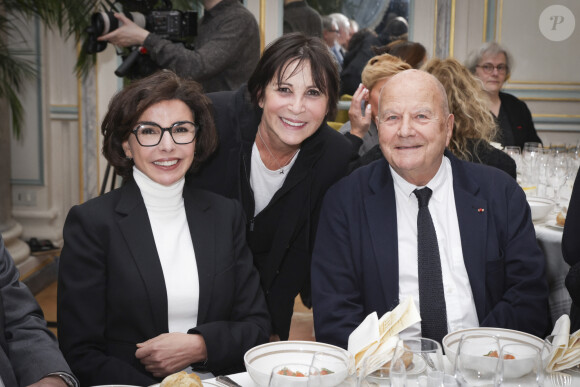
98,13,150,47
136,333,207,378
348,84,372,139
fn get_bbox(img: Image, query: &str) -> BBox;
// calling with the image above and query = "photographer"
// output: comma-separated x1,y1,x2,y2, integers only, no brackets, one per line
99,0,260,92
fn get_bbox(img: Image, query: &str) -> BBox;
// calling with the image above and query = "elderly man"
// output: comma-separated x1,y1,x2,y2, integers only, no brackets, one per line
311,70,549,349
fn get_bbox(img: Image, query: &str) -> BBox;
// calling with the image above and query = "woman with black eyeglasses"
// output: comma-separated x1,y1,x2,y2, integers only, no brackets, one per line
57,70,270,386
466,41,542,150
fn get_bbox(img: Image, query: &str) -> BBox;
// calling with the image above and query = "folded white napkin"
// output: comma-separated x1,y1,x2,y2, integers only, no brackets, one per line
546,314,580,372
347,297,421,376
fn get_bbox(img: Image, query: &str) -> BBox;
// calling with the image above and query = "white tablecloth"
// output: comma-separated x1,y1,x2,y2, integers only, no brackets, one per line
206,369,579,386
534,221,570,325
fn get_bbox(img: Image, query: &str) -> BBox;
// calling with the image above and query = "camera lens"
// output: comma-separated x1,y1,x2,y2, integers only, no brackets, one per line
91,12,116,35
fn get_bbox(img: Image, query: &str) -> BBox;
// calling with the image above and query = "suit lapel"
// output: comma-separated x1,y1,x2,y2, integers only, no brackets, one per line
116,180,169,333
364,161,400,310
183,186,215,325
449,154,488,321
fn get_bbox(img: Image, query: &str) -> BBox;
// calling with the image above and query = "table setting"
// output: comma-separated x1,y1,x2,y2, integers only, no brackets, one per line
505,142,579,325
160,302,580,387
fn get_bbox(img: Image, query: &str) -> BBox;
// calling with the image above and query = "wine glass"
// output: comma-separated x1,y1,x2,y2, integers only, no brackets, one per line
389,337,445,387
311,349,355,386
549,154,569,208
493,343,544,386
504,146,522,183
521,143,543,195
454,333,500,386
268,363,321,386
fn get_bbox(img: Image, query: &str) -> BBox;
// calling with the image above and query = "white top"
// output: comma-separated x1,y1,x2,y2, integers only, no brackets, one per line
250,142,300,215
133,167,200,333
392,157,479,339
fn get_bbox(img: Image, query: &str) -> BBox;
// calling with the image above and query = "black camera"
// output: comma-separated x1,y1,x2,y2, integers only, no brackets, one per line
85,0,197,78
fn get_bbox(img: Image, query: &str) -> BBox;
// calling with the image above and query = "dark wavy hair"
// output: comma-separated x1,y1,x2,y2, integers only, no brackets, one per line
101,70,218,180
248,32,340,120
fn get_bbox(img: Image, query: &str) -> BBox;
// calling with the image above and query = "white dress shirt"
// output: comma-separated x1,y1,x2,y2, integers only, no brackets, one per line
392,157,480,338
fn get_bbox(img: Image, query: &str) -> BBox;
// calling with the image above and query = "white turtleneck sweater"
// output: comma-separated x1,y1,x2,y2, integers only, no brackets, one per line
133,167,200,333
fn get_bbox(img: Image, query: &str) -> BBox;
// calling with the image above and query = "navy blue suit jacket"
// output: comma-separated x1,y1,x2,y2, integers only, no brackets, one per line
311,151,549,349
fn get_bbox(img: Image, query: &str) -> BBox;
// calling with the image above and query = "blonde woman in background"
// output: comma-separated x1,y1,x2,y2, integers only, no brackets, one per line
340,53,411,157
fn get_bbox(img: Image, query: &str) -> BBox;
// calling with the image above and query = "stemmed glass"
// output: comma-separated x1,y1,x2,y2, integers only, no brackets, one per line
454,333,500,386
504,146,522,183
389,338,445,387
311,349,355,386
521,143,543,195
268,363,321,386
550,154,569,208
493,343,544,386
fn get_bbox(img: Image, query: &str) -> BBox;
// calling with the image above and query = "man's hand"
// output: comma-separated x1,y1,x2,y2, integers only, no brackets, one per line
348,83,372,139
136,333,207,378
27,376,68,387
98,13,150,47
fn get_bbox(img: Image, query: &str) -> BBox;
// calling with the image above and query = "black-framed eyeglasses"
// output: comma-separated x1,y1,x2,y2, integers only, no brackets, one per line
476,63,508,75
131,121,198,147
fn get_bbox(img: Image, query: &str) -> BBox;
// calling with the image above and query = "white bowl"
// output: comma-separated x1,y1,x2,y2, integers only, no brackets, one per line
442,327,547,379
244,341,351,387
527,197,555,221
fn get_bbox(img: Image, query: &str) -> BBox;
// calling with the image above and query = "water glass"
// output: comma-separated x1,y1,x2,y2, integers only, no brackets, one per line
454,333,500,386
493,343,543,386
389,338,445,387
311,349,356,386
268,363,321,386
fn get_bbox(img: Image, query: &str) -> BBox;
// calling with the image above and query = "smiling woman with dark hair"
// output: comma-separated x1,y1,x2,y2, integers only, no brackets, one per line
58,70,270,386
189,32,352,342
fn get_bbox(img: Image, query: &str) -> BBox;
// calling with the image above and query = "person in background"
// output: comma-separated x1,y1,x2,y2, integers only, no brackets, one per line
329,13,351,67
0,234,77,387
564,171,580,331
312,69,548,349
322,15,341,66
98,0,260,93
283,0,322,38
340,53,411,157
422,58,516,178
340,33,421,97
188,33,352,342
465,42,542,149
349,18,360,36
373,39,427,68
58,71,270,385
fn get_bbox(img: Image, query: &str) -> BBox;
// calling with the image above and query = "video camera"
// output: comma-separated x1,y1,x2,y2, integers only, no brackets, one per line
85,0,197,78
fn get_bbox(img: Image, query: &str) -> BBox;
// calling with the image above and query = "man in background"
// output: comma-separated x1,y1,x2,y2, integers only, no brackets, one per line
283,0,322,38
99,0,260,92
0,235,77,386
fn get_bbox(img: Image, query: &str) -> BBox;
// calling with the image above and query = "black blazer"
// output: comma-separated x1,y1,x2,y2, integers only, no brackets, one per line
57,179,270,386
498,91,542,149
188,85,352,339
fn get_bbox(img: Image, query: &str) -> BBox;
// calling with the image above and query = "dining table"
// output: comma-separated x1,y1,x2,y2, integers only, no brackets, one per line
204,367,580,386
533,211,571,327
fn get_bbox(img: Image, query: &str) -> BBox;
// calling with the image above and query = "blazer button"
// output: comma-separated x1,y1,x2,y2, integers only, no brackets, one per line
276,270,280,275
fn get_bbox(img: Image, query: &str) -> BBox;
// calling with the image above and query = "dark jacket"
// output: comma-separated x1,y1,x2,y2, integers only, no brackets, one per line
564,171,580,331
58,180,270,385
188,85,352,339
497,91,542,149
340,30,380,96
313,151,548,348
144,0,260,92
